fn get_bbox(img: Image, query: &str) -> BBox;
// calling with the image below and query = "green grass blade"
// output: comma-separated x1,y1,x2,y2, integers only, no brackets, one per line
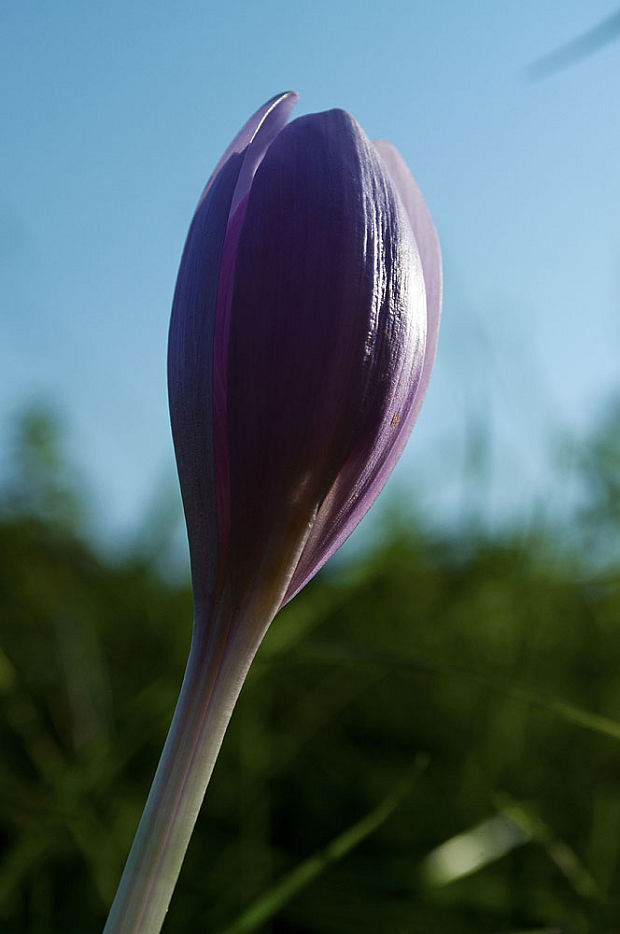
496,793,601,902
216,755,428,934
546,698,620,742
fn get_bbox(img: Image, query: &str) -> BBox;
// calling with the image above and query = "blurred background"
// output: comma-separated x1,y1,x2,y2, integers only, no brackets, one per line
2,1,620,932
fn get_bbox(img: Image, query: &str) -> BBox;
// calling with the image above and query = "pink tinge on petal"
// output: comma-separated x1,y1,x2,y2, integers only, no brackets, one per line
228,94,298,218
198,91,299,212
211,199,246,575
212,94,299,576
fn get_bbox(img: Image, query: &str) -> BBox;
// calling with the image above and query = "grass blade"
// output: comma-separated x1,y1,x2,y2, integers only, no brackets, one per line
216,755,428,934
496,793,600,902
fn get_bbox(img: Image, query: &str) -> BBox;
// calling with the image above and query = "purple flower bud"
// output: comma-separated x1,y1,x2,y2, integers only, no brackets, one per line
168,91,441,642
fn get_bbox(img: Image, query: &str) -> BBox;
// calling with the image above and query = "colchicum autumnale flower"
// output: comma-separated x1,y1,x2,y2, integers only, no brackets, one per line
103,91,441,934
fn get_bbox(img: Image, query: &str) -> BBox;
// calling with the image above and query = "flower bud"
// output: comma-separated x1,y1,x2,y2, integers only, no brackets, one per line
168,91,441,643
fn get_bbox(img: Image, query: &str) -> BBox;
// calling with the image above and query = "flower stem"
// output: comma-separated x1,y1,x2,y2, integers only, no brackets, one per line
102,620,252,934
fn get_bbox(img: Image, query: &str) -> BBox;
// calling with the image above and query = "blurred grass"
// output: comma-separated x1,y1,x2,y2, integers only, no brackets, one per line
1,404,620,933
216,756,428,934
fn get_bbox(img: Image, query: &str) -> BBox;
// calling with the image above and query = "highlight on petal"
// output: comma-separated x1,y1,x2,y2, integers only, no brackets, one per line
373,138,442,413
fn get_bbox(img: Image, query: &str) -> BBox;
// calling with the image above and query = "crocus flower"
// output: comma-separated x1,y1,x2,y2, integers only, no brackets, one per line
103,92,441,934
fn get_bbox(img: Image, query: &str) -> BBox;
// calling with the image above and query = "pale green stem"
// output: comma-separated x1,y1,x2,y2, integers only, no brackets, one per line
102,618,256,934
102,511,315,934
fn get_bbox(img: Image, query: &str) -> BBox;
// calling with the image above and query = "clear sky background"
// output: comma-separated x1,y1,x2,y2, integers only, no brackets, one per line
2,1,620,553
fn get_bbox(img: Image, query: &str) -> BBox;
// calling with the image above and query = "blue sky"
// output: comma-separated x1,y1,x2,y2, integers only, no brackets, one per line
2,0,620,550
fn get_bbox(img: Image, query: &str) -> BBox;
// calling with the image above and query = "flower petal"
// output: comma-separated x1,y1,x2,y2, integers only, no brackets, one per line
169,94,299,613
168,153,243,611
281,144,441,605
198,92,298,211
221,109,426,617
373,138,442,415
213,95,299,575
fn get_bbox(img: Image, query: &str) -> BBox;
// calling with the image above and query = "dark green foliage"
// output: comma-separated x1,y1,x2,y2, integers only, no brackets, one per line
1,408,620,933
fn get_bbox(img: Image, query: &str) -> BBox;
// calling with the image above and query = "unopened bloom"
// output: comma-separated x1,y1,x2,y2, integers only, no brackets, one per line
169,91,441,647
